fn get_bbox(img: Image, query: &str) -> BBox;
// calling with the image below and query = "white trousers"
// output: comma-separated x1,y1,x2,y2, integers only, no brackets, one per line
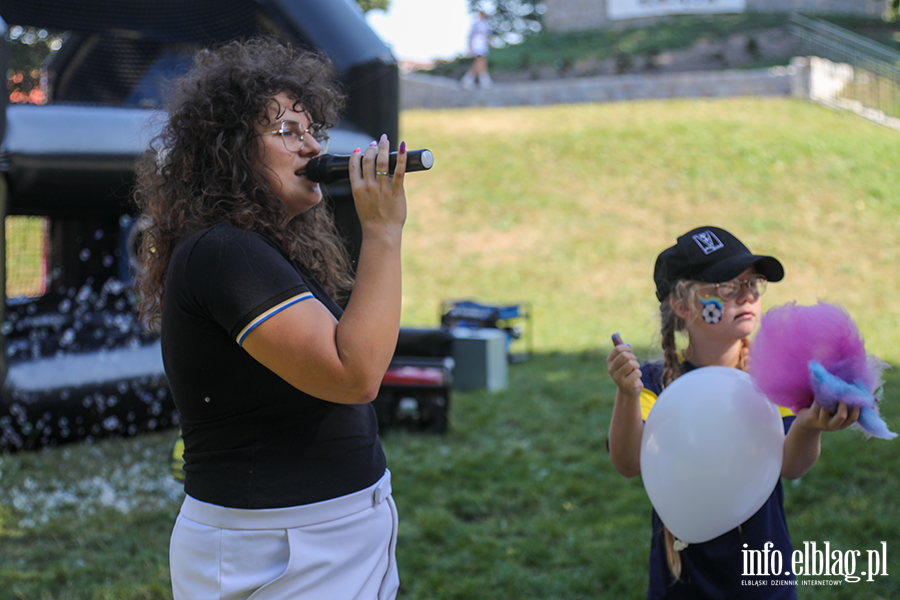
170,470,399,600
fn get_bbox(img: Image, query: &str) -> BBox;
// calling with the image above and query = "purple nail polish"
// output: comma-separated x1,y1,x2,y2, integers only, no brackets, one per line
369,141,377,147
399,141,406,153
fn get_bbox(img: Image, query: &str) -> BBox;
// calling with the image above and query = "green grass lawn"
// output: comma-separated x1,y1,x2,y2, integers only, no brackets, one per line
5,216,47,298
1,97,899,599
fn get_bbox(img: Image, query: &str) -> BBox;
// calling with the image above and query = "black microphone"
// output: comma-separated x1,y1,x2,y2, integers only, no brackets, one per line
305,149,434,184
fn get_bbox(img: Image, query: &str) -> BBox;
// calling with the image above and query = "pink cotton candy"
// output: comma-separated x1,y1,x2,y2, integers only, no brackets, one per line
749,301,883,413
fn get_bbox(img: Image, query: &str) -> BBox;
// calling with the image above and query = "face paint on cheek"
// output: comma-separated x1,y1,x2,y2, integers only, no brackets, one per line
699,296,724,324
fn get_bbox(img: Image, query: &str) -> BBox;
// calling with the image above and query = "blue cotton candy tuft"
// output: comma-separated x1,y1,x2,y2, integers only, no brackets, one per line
809,360,896,440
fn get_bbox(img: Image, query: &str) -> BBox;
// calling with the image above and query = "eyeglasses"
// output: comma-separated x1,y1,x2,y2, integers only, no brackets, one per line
261,119,329,154
697,275,768,302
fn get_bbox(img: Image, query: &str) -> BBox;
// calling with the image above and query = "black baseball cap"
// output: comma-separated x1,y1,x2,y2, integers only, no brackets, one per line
654,226,784,301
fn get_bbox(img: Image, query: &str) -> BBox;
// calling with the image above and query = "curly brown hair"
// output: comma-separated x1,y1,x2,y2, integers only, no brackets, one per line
133,38,354,330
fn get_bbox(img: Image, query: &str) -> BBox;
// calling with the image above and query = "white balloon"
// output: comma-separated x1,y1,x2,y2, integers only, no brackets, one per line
640,366,785,544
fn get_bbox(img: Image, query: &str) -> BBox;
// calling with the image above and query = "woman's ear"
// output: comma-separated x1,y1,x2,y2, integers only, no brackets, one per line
670,295,693,321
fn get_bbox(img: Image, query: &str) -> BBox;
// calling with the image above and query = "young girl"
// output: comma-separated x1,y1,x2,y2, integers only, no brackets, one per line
606,226,860,599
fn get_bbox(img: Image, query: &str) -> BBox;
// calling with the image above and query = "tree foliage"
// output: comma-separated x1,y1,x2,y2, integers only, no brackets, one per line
469,0,546,46
356,0,390,12
5,26,68,104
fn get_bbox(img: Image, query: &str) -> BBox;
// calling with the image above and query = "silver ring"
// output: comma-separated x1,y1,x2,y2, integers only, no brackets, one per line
376,171,390,176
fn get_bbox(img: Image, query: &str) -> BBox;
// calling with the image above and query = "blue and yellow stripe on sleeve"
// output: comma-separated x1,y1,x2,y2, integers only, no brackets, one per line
236,291,314,346
640,389,658,422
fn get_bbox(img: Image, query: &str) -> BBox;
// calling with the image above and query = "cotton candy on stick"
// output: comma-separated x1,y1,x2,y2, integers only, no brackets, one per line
749,301,896,440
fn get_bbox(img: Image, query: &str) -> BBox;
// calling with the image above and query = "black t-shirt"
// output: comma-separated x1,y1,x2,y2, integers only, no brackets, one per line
161,223,386,509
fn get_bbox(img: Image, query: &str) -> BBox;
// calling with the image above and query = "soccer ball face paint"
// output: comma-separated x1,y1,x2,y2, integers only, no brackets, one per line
699,296,724,324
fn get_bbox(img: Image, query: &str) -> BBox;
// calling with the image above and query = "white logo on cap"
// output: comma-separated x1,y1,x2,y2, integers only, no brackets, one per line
693,231,724,255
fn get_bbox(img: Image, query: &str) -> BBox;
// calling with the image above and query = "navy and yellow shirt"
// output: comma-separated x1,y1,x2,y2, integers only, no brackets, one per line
640,360,797,600
161,223,386,509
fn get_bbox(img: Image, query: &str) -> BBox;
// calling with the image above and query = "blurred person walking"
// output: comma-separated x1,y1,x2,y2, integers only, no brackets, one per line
461,10,493,89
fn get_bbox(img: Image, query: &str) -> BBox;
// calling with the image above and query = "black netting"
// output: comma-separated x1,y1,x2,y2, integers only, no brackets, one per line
2,0,301,108
0,1,398,452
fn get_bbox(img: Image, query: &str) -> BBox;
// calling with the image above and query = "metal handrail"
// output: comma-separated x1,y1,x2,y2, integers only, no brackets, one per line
789,13,900,124
789,13,900,65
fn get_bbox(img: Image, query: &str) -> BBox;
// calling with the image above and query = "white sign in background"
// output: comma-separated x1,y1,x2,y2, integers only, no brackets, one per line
607,0,747,21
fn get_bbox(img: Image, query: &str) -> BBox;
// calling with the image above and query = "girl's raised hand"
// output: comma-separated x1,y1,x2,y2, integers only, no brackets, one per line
607,333,643,397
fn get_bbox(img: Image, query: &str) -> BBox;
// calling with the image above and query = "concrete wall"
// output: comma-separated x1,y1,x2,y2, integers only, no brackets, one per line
400,59,900,135
543,0,887,33
401,67,795,111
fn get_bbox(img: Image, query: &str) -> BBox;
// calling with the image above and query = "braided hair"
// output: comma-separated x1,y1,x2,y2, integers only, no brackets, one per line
657,279,750,581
